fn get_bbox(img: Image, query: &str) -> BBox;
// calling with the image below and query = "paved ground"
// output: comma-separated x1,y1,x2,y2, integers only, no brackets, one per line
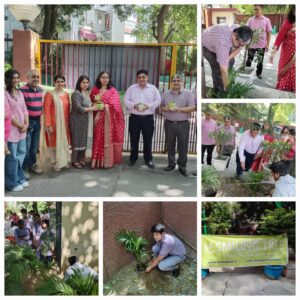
202,267,295,296
5,154,197,197
204,33,295,98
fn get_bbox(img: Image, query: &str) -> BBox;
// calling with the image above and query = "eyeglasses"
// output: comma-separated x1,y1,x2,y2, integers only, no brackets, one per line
31,75,39,79
236,37,246,47
138,76,147,79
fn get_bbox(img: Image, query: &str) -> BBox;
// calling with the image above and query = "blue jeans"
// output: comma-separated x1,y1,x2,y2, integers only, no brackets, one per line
5,139,27,190
23,117,41,170
152,244,186,271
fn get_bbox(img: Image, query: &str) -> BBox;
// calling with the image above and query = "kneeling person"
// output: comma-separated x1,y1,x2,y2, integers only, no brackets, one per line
146,223,186,277
64,256,98,281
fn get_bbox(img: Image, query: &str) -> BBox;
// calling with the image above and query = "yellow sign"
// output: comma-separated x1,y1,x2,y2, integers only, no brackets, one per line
202,234,288,268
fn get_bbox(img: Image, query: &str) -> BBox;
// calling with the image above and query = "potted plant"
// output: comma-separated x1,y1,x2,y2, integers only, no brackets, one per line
202,165,221,197
116,229,149,272
209,130,234,171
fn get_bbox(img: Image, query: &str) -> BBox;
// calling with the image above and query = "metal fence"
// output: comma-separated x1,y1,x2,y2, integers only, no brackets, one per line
38,40,197,153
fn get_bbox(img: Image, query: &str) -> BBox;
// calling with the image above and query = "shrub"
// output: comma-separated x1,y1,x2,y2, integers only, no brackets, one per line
259,207,295,249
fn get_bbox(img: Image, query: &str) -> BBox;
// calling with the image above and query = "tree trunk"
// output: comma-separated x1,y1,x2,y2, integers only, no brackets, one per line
267,103,278,124
42,5,58,40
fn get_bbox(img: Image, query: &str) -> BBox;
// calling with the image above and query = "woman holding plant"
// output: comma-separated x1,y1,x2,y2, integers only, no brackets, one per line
70,75,98,169
43,75,71,172
90,71,124,169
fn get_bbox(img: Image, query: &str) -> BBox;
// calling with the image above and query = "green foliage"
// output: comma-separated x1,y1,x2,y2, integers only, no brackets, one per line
201,166,221,192
262,141,292,163
114,5,196,43
116,229,149,266
259,208,295,249
36,270,98,295
202,202,241,234
5,63,12,72
5,246,46,295
247,171,265,196
214,69,252,98
234,4,290,14
209,130,234,158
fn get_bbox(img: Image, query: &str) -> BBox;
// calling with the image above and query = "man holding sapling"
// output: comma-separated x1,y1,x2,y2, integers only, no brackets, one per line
160,74,195,176
124,69,161,169
146,223,186,277
202,24,253,92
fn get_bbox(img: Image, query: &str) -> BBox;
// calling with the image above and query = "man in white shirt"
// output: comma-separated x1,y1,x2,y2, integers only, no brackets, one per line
236,122,263,178
124,69,161,169
269,160,296,197
64,256,98,281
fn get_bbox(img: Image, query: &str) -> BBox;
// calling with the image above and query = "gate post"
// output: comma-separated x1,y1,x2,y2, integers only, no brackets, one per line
12,29,39,81
169,45,178,86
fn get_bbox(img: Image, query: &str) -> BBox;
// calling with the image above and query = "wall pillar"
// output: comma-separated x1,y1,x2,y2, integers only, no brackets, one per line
12,29,39,81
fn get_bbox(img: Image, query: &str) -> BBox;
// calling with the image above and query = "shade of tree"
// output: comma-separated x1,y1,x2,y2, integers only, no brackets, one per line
233,4,290,15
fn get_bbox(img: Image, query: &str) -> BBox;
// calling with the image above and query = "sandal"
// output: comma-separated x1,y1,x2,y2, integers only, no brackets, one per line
72,162,83,169
80,161,86,166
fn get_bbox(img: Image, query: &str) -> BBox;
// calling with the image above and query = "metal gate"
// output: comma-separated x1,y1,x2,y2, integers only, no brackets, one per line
38,40,197,153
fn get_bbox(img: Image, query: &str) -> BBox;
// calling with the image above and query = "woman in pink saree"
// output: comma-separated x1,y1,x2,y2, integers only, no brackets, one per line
90,71,125,169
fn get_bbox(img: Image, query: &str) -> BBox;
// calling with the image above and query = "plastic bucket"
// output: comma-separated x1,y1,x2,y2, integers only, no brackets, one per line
202,268,209,280
264,265,284,280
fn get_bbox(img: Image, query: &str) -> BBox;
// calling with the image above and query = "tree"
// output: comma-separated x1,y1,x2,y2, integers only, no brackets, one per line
38,5,91,40
114,5,196,43
233,4,289,15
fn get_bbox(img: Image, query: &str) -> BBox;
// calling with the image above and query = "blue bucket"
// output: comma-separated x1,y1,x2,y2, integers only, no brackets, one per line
264,265,284,280
202,268,209,279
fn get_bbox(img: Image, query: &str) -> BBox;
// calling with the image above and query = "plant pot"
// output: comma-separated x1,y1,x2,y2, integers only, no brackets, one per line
136,264,146,272
264,265,284,280
203,188,217,197
202,268,209,280
212,157,229,171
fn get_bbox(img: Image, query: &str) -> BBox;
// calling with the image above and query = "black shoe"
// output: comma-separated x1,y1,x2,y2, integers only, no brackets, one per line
257,74,263,79
179,168,188,177
164,165,176,172
128,160,136,166
172,266,180,278
146,161,155,169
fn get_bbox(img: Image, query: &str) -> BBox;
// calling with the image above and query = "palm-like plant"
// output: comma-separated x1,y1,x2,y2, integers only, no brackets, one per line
116,229,149,271
5,246,46,295
36,270,98,295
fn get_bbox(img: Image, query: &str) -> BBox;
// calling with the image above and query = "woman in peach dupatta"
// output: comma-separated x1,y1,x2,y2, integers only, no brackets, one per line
43,75,71,171
90,71,124,169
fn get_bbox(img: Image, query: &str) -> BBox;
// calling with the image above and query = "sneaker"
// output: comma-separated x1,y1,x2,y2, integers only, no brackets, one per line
29,164,43,174
11,185,24,192
23,170,31,180
22,181,30,188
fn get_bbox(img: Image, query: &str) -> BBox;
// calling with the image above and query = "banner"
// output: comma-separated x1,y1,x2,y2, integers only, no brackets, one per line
202,234,288,268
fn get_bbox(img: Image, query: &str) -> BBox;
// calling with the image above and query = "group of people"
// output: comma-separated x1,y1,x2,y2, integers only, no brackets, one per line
8,208,54,264
4,68,196,192
202,4,295,94
202,109,296,197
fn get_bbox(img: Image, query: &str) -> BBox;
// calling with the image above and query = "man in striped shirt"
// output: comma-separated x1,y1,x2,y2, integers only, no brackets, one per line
20,70,44,178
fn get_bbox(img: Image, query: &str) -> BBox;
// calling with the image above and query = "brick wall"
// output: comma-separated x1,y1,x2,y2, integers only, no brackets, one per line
103,202,197,281
161,202,197,258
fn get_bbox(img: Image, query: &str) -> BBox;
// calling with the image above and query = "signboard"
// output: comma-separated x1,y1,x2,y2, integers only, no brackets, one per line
202,234,288,268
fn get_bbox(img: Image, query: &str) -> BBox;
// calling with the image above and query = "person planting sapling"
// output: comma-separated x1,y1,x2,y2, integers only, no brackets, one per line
146,223,186,277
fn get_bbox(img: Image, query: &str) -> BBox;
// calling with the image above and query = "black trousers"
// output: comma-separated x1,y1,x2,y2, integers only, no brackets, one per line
201,144,215,165
165,120,190,169
203,46,235,93
246,48,265,75
236,149,255,176
129,114,154,163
